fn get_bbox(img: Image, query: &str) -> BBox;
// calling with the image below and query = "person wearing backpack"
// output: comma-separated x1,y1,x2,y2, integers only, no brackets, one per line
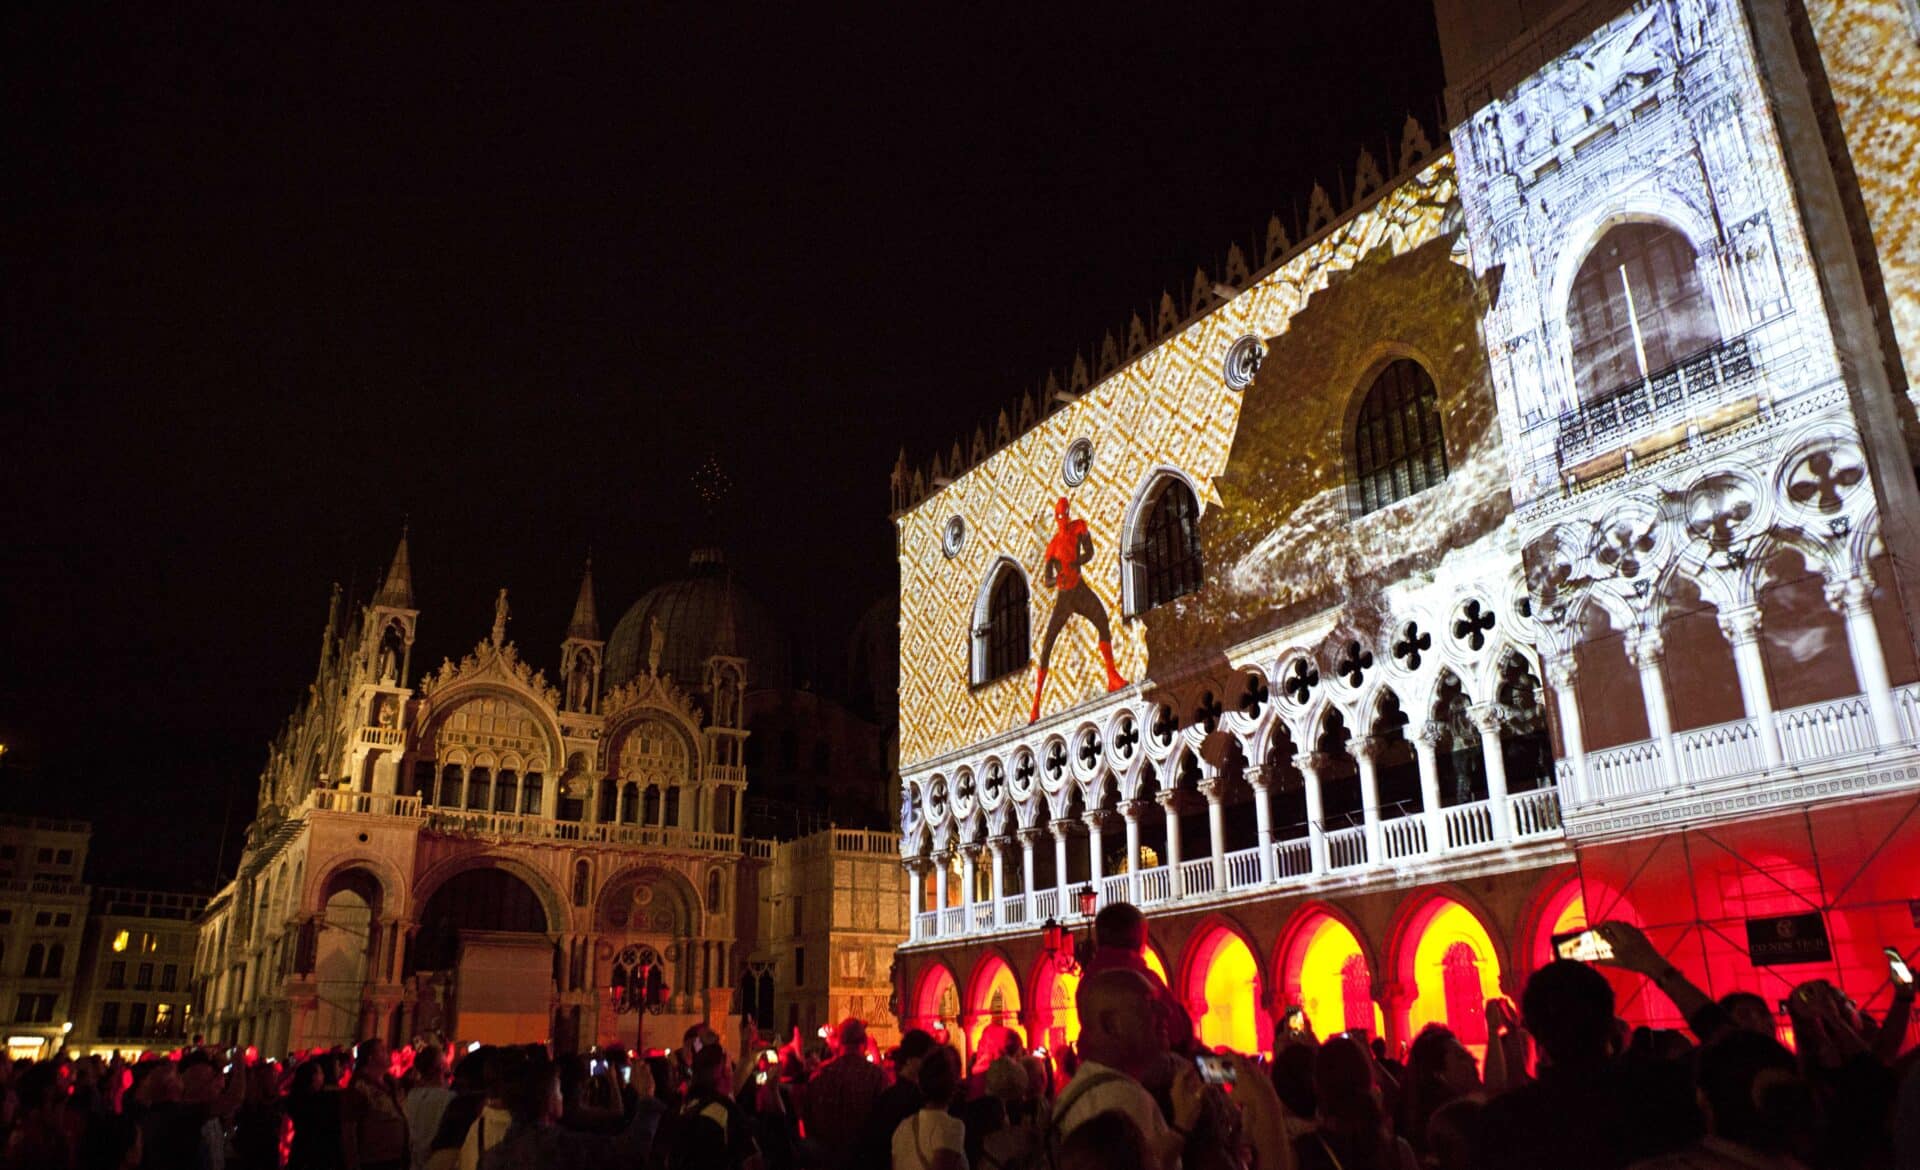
891,1046,965,1170
1051,969,1204,1170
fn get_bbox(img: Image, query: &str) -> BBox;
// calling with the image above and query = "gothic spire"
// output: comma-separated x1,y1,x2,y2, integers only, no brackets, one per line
374,528,415,610
567,558,600,642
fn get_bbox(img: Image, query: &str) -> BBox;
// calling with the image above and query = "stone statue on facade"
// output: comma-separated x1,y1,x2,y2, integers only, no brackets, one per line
647,616,664,677
492,588,510,647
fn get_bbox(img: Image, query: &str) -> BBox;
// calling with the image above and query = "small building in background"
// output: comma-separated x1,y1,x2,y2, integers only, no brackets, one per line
69,888,210,1058
752,828,907,1048
0,814,90,1060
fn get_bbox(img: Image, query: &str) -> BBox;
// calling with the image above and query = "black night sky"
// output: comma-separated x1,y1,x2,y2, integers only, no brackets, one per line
3,3,1443,887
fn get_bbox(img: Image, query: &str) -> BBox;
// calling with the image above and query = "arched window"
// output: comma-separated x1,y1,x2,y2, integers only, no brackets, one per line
572,860,591,907
24,943,44,978
1130,478,1204,613
1568,222,1718,402
665,787,681,827
1352,359,1449,515
46,943,64,978
973,565,1030,686
706,870,723,914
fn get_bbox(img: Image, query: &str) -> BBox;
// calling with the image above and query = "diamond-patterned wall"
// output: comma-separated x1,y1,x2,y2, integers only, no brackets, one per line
896,162,1457,767
1805,0,1920,399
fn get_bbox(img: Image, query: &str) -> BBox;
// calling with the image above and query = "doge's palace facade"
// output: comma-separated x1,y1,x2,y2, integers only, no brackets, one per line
891,0,1920,1060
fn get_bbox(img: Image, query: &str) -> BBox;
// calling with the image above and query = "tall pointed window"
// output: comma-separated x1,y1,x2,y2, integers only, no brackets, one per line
1353,359,1449,515
974,565,1030,685
1568,222,1718,402
1134,479,1204,612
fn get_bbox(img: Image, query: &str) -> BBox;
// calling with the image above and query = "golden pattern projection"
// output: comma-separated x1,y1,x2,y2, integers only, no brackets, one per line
1804,0,1920,408
897,161,1459,766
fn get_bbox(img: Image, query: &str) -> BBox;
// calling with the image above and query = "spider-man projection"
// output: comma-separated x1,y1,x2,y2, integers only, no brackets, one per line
1031,496,1129,723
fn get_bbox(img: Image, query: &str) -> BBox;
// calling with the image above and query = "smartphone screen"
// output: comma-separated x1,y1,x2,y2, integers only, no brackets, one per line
620,1065,632,1084
1193,1053,1235,1086
1282,1007,1305,1032
1552,929,1615,962
590,1059,606,1075
755,1069,770,1085
1888,947,1914,987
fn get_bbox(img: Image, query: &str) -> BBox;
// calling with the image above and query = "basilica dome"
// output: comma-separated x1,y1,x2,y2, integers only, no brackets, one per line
604,548,792,691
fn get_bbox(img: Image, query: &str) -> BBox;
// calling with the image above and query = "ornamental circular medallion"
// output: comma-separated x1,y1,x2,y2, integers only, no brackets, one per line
1062,437,1094,487
942,515,966,558
1223,335,1264,389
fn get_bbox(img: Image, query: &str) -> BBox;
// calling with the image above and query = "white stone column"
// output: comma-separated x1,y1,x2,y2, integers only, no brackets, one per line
1628,628,1682,786
1250,775,1275,882
1122,803,1143,903
1414,723,1446,850
539,771,560,820
1470,705,1514,841
1083,812,1105,897
1829,576,1902,745
1157,791,1183,894
1018,829,1039,921
1352,736,1384,864
1051,822,1072,907
1294,753,1330,873
933,852,951,916
1718,606,1782,767
1200,777,1228,889
989,840,1007,928
1547,659,1588,803
907,863,925,941
961,848,978,925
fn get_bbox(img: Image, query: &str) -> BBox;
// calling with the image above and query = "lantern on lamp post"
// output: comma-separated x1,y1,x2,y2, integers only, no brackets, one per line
611,944,670,1015
1075,884,1098,918
1041,917,1077,975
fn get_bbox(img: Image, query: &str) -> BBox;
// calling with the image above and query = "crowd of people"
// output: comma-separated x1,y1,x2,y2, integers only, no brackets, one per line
1,904,1915,1169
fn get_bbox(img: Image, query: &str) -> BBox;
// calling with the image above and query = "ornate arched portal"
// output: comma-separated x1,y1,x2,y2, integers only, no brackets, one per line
1398,898,1503,1058
1183,920,1269,1055
593,866,705,1048
1278,910,1382,1041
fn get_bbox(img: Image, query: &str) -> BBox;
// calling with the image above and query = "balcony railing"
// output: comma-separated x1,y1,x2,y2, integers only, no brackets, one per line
907,677,1920,947
1510,789,1563,838
311,790,422,818
420,808,741,852
1138,866,1172,903
1381,814,1428,861
1552,334,1757,466
1178,857,1217,895
1326,825,1369,871
1564,687,1907,810
1224,847,1263,890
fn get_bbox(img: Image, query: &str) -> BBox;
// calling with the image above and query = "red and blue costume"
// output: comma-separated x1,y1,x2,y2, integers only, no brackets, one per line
1032,496,1129,723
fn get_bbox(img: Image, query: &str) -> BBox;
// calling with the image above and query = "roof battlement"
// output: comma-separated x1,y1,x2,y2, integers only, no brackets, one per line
889,115,1441,519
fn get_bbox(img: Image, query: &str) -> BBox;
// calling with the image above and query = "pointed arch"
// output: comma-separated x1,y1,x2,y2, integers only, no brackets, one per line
1177,913,1270,1054
972,556,1033,687
1121,467,1206,616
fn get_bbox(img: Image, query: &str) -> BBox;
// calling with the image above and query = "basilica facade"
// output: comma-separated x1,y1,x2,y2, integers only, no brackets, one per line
891,0,1920,1059
193,545,905,1055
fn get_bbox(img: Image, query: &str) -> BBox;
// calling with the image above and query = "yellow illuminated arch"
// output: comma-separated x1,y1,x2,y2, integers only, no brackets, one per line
1046,966,1081,1050
1287,913,1383,1039
1143,944,1168,985
1188,926,1266,1054
1404,900,1502,1059
967,954,1023,1051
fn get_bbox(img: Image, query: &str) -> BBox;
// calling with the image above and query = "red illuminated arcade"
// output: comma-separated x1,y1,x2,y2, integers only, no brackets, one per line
889,0,1920,1064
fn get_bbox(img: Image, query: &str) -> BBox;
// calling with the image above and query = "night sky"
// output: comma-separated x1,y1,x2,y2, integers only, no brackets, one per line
3,3,1443,888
